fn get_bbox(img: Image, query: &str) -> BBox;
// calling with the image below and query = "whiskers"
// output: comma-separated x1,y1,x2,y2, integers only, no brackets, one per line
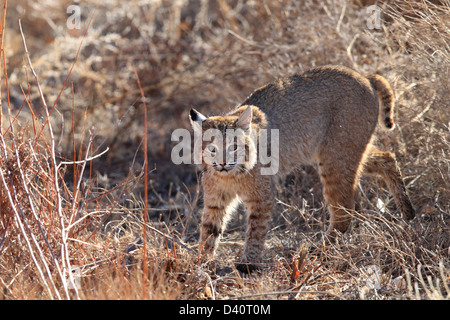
235,164,253,176
208,161,253,177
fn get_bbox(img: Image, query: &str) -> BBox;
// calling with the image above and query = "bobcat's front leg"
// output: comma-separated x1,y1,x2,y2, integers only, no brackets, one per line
199,189,238,262
237,191,273,273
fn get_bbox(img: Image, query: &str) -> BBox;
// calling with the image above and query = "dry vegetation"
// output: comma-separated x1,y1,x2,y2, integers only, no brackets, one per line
0,0,449,300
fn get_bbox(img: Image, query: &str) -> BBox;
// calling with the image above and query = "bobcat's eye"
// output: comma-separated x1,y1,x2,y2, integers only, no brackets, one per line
227,144,239,153
205,144,217,155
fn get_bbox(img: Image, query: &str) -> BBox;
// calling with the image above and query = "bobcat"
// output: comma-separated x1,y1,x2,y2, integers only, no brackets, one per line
189,65,415,273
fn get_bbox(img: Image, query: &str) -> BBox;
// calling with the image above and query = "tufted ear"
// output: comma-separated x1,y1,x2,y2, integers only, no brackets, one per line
189,108,207,132
236,106,253,132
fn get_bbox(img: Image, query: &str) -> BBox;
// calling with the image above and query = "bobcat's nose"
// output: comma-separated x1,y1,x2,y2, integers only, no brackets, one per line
219,162,226,167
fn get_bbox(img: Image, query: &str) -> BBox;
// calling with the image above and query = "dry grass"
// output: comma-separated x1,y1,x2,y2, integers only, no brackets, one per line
0,0,449,300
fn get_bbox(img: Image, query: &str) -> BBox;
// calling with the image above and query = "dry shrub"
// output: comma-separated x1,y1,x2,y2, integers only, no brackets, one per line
1,0,449,300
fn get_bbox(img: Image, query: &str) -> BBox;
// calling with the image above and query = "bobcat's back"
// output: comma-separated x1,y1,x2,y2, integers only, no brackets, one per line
239,65,394,174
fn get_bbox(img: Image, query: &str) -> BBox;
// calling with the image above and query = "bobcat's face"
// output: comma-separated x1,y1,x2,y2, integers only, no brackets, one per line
190,106,257,176
203,131,252,175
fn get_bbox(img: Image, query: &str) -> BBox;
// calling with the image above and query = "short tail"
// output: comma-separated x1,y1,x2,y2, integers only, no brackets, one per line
366,74,395,130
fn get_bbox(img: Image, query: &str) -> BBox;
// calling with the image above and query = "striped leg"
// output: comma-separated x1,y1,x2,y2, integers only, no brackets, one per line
364,147,415,220
199,192,238,261
237,197,273,273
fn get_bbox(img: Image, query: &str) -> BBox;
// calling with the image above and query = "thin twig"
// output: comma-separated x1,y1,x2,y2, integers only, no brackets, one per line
57,147,109,169
134,67,149,299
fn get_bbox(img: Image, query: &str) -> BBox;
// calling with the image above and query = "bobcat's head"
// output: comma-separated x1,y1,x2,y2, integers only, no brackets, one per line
189,106,257,176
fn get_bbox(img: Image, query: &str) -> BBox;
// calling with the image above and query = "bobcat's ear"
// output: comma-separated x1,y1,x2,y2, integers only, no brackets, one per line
189,108,206,132
236,106,253,132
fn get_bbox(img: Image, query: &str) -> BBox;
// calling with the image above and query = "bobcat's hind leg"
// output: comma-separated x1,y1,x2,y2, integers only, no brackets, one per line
316,150,363,239
364,147,415,220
